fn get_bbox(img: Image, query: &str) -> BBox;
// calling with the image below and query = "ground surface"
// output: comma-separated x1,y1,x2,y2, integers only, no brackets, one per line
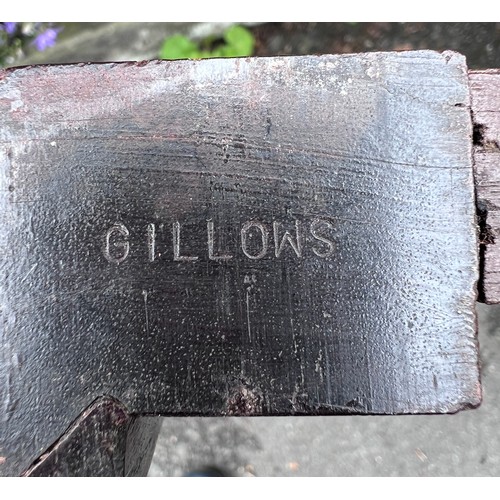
149,304,500,476
11,22,500,476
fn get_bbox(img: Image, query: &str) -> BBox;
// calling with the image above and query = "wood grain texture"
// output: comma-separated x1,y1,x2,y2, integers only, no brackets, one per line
0,52,480,476
470,70,500,303
22,397,161,476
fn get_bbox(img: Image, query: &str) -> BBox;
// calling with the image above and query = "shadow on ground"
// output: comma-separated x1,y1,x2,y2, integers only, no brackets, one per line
150,304,500,476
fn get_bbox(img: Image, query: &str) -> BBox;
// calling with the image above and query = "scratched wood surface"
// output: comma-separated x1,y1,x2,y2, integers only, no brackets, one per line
0,52,480,476
470,70,500,304
23,398,161,476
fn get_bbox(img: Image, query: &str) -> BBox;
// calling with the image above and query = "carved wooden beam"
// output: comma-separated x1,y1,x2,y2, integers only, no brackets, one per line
0,52,482,475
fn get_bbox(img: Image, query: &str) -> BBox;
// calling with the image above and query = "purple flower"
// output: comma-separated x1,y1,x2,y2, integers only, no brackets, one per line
2,22,18,35
32,27,60,51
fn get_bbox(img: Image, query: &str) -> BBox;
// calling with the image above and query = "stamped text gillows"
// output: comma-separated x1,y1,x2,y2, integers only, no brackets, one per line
103,218,334,264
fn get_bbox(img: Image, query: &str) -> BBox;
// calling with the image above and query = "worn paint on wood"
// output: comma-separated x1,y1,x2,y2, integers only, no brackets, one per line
470,70,500,303
0,52,479,476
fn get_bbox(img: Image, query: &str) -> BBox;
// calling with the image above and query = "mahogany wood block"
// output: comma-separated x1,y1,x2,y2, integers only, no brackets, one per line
0,51,480,475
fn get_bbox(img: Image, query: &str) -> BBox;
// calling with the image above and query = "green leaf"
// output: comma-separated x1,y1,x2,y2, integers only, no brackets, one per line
209,47,225,58
223,25,255,57
159,34,199,60
158,25,255,62
197,50,213,59
218,45,239,58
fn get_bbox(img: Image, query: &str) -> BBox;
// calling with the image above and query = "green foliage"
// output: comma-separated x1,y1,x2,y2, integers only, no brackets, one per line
159,34,199,60
0,31,21,66
1,23,62,67
159,25,255,60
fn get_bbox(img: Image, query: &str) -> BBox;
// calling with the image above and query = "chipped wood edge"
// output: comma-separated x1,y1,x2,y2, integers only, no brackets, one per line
470,70,500,303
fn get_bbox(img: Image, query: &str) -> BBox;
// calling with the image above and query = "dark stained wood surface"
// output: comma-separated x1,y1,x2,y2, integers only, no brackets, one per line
0,52,480,476
22,397,161,476
470,70,500,303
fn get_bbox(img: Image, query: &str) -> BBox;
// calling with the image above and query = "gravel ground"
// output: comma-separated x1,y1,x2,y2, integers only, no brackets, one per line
149,304,500,476
251,23,500,69
16,23,500,70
